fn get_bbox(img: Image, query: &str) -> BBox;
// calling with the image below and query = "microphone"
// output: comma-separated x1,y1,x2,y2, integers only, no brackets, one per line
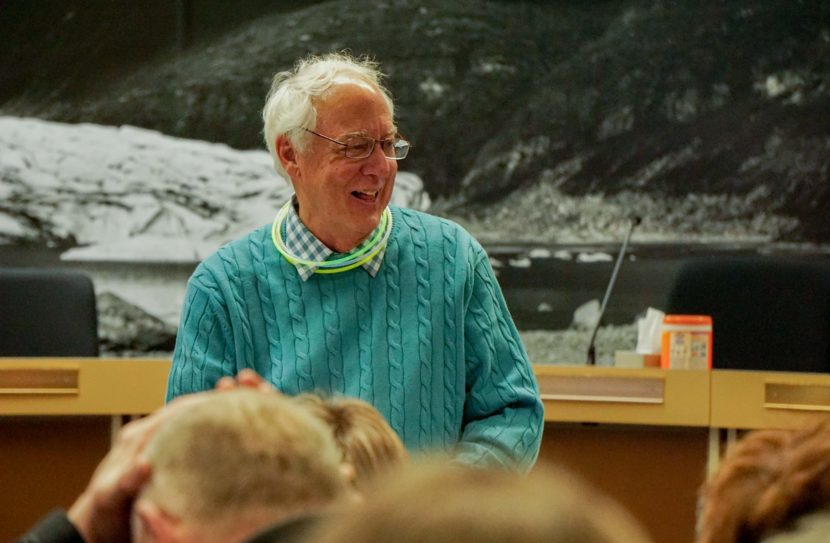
586,216,642,366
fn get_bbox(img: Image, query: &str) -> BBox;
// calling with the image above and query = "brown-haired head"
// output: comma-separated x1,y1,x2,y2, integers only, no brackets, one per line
697,418,830,543
292,393,408,491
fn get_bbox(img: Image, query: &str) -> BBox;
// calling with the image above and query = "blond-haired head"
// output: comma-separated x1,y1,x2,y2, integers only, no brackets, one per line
132,389,347,543
293,393,408,491
312,459,653,543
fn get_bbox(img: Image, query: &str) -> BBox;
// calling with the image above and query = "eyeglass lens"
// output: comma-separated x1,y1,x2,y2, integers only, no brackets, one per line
345,136,409,160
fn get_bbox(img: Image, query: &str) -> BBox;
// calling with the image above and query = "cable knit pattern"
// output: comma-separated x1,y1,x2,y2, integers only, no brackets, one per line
440,220,459,440
320,278,343,392
285,261,313,393
218,247,254,367
402,211,433,445
470,256,511,406
355,272,374,402
167,207,543,470
251,228,281,383
384,237,405,436
171,267,234,392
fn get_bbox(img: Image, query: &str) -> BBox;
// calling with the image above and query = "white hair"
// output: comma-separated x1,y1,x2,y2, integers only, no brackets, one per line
262,52,395,179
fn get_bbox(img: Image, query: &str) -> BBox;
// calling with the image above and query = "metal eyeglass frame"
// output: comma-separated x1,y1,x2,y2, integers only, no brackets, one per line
304,128,410,160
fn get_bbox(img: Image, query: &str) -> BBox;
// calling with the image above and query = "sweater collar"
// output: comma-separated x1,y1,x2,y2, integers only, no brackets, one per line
283,196,387,281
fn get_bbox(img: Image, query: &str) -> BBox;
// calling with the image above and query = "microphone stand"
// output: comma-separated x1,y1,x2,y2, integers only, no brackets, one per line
586,216,641,366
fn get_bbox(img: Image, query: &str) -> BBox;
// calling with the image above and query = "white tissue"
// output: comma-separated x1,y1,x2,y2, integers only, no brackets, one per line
636,307,665,354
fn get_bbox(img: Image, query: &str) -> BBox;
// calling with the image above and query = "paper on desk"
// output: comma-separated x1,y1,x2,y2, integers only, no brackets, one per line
636,307,665,354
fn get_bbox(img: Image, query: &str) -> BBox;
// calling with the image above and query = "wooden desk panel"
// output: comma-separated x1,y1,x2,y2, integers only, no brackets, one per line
536,365,710,426
0,358,169,415
538,423,708,543
3,360,825,543
0,358,169,541
711,369,830,430
535,365,711,542
2,416,112,542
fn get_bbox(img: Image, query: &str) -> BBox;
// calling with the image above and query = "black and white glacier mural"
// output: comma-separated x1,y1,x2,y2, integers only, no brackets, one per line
0,117,428,354
1,0,828,363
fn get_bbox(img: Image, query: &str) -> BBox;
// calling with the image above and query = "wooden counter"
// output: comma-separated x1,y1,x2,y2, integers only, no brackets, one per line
0,358,168,541
535,364,710,426
3,359,829,543
534,365,711,543
0,357,170,415
711,369,830,430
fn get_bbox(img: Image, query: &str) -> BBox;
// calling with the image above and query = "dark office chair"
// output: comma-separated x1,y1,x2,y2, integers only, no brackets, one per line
0,268,99,356
664,256,830,373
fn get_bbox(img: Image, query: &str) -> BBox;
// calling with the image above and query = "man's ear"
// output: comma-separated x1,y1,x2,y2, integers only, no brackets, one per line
276,135,301,181
133,498,182,543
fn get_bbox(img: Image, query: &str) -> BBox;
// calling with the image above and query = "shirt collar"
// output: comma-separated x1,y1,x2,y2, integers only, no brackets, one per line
283,196,387,281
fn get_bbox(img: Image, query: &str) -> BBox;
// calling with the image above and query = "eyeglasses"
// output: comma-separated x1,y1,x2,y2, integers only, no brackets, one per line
304,129,410,160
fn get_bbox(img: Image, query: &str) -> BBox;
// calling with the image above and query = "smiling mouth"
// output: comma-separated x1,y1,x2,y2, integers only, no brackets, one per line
352,190,379,202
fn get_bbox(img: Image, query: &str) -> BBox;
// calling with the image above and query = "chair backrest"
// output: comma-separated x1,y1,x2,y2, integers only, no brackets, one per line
664,256,830,373
0,268,99,357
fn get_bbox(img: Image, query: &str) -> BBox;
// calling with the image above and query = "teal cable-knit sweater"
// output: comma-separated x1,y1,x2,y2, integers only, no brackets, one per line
166,207,543,469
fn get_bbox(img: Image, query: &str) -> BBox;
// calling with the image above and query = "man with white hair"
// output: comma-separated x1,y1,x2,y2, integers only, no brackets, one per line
167,51,543,471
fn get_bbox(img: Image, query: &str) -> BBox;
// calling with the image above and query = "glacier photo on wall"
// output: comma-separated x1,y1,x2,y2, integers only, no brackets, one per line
1,0,828,363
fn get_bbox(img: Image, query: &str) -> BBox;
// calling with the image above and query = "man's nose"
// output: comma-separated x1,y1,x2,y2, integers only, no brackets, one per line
361,141,395,177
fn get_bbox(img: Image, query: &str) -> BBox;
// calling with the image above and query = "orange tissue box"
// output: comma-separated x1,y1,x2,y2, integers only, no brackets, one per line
660,314,713,370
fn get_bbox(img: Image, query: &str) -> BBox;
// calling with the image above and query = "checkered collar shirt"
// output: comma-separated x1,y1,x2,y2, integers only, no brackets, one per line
282,196,388,281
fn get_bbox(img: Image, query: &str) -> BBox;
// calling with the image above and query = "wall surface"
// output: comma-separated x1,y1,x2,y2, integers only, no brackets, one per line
1,0,829,361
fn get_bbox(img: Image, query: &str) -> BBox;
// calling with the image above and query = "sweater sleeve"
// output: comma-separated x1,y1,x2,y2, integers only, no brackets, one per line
15,509,85,543
166,272,236,401
455,244,544,472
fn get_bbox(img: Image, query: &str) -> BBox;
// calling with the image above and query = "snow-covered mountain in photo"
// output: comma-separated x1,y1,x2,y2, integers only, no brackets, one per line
0,116,430,354
6,1,827,243
2,0,828,359
0,116,429,261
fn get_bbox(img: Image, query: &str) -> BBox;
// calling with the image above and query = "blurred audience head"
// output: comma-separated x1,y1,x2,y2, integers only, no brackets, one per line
697,419,830,543
292,393,408,491
310,459,654,543
131,388,347,543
